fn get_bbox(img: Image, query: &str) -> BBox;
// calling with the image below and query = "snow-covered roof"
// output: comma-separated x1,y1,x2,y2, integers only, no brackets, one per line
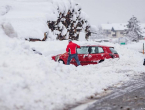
101,23,145,34
101,23,128,30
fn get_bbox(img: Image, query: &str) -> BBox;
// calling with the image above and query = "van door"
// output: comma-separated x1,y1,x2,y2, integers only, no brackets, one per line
85,46,105,64
71,46,89,65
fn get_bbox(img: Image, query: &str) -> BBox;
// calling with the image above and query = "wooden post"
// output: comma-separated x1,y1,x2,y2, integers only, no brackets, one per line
143,43,144,54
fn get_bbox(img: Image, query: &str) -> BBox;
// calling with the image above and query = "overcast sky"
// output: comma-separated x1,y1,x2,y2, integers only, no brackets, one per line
75,0,145,26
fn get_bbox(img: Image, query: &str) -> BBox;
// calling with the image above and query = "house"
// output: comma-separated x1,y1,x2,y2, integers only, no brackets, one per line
101,23,127,38
101,23,145,38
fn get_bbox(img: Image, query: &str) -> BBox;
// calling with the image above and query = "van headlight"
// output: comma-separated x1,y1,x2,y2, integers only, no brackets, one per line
55,55,60,61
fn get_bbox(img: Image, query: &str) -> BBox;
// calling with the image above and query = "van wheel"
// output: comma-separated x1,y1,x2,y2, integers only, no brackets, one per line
58,59,65,64
99,60,104,63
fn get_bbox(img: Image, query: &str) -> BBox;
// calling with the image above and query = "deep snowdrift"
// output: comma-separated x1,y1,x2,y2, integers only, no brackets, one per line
0,0,88,40
0,36,145,110
0,0,145,110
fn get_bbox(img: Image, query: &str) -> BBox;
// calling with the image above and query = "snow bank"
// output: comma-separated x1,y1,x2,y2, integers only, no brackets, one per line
0,35,145,110
0,0,88,40
0,0,53,39
0,0,145,110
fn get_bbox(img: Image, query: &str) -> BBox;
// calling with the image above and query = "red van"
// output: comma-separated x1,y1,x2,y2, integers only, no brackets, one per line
52,45,119,66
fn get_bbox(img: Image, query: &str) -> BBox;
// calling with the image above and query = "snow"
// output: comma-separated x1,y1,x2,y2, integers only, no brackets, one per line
101,23,128,30
140,23,145,37
101,23,145,32
0,0,88,40
0,0,145,110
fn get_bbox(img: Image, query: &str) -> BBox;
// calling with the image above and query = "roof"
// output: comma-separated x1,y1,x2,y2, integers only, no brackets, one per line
101,23,128,30
81,45,113,48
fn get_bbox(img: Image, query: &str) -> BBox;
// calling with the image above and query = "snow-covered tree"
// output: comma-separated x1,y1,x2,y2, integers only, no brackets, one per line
27,0,91,41
88,25,106,40
96,26,106,39
47,0,91,41
125,16,142,42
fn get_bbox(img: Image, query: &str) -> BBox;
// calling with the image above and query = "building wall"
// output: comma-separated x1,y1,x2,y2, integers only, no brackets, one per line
116,31,124,38
104,29,125,38
104,30,112,37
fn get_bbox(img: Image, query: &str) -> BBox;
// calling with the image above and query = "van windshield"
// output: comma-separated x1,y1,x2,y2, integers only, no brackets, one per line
109,47,118,54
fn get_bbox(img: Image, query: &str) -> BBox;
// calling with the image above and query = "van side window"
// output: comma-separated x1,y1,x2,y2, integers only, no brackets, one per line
98,47,104,53
90,47,104,54
91,47,96,54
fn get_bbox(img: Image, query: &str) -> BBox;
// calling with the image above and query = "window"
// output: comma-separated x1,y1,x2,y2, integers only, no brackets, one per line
77,46,89,54
105,31,111,34
112,34,116,36
91,47,96,54
109,47,118,54
108,32,111,34
98,47,104,53
120,31,124,34
77,46,104,54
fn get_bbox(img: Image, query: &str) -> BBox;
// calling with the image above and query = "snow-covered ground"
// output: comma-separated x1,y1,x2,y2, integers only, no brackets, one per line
0,0,145,110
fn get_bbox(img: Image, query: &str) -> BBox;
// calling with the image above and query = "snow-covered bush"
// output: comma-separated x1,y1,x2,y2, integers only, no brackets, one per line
118,37,130,44
89,25,107,41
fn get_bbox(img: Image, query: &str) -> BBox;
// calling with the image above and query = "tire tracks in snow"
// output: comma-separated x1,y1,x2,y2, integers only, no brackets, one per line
85,73,145,110
71,73,145,110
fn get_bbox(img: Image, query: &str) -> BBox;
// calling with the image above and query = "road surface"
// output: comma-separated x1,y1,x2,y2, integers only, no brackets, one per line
71,73,145,110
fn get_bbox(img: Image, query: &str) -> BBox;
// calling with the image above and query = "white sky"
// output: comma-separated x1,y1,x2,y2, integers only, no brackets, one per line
75,0,145,26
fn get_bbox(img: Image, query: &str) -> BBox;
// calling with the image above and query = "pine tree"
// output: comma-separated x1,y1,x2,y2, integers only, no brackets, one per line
125,16,142,42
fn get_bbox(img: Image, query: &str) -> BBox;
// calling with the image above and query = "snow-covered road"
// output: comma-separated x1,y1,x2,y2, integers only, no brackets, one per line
84,72,145,110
